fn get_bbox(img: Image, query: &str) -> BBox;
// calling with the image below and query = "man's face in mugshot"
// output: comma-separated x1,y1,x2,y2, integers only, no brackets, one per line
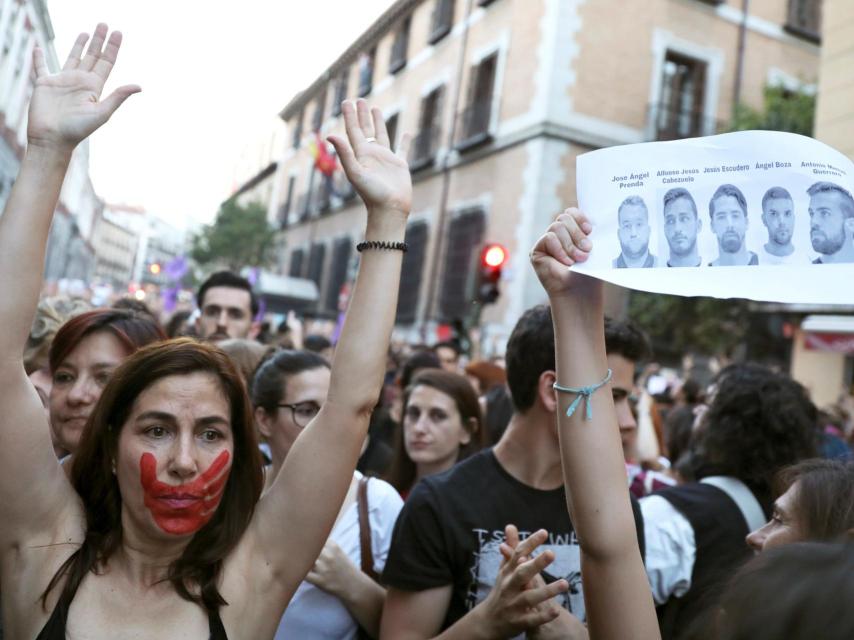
664,197,701,257
809,192,848,255
617,204,651,259
761,198,795,247
710,195,748,254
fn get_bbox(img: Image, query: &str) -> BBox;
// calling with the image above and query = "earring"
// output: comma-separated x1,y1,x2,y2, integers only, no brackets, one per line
111,460,117,475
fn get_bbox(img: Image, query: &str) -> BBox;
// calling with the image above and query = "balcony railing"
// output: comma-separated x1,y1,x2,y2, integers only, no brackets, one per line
456,99,493,151
647,102,725,141
410,125,441,171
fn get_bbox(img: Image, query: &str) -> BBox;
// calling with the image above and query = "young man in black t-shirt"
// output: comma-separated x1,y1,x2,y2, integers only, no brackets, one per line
380,306,647,639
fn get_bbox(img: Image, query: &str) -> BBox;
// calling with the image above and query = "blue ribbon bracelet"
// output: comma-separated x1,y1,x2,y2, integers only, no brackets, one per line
553,369,613,421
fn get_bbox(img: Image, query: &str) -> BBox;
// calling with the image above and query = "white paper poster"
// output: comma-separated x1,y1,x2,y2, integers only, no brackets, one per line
574,131,854,304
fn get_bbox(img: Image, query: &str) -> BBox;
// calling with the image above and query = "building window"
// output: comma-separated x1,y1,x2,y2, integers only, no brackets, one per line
325,237,352,312
317,176,332,214
785,0,821,43
358,49,375,97
439,208,485,321
655,51,707,141
279,176,296,229
292,109,304,149
307,243,327,297
386,112,399,152
429,0,455,45
389,16,411,74
396,222,429,324
458,53,497,150
477,0,498,5
312,88,327,131
289,248,305,278
411,86,444,170
331,68,349,117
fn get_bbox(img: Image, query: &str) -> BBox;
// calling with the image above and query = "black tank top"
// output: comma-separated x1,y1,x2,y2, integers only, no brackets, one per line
35,580,228,640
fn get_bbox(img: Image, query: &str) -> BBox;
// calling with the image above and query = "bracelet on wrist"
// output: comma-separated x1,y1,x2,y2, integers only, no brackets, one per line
356,240,408,253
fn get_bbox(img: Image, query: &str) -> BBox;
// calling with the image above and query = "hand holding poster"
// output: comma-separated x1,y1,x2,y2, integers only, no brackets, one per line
574,131,854,304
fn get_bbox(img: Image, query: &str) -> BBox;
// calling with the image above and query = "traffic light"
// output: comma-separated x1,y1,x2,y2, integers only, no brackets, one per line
476,243,507,305
148,262,161,275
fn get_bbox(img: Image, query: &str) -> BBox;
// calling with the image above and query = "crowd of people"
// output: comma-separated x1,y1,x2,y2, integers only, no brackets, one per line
1,24,853,640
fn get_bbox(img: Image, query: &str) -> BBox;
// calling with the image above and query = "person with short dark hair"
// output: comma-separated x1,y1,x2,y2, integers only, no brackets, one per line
303,333,333,361
758,186,809,264
663,188,703,267
433,340,461,374
380,302,645,638
808,181,854,264
642,363,818,638
196,270,260,341
708,184,757,266
613,195,658,268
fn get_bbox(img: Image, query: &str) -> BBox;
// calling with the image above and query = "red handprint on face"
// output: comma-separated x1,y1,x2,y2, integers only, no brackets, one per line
140,450,230,535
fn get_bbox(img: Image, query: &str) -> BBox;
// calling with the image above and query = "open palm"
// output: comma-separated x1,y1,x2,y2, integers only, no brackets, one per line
328,100,412,215
27,24,139,152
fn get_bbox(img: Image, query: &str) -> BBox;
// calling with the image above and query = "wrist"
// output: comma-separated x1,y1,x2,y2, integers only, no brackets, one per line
25,141,74,167
365,214,407,242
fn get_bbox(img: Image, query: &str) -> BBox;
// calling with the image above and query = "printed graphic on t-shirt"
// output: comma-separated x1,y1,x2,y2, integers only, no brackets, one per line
465,528,585,621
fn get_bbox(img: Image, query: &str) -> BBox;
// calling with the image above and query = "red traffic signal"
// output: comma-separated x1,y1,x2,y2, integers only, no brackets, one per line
482,244,507,269
477,243,507,305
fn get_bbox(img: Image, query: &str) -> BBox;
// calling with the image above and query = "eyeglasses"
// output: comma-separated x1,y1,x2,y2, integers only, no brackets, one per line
277,401,322,428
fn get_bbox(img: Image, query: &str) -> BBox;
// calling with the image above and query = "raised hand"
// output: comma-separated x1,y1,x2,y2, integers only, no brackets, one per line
27,23,140,153
472,527,570,638
530,207,597,297
328,100,412,216
500,525,589,640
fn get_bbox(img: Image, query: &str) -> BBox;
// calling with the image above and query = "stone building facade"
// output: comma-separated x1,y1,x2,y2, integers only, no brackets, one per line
265,0,821,345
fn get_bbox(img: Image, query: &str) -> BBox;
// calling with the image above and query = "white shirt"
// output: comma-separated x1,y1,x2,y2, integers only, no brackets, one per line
639,494,696,605
274,472,403,640
758,245,812,265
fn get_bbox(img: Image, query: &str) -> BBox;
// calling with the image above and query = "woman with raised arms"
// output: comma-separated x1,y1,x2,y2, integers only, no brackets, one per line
529,209,661,640
0,25,412,639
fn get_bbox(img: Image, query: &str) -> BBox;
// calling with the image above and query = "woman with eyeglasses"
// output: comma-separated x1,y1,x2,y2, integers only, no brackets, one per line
252,350,403,639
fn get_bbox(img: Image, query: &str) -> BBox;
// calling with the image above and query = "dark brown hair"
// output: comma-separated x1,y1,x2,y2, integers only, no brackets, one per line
42,338,264,612
386,369,484,494
49,308,166,373
775,459,854,542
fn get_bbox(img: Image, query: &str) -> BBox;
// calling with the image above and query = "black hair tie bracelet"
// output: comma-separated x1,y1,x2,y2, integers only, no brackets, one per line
356,240,408,253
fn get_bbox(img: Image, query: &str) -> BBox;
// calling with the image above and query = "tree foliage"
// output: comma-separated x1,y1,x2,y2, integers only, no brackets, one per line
628,292,751,361
730,84,815,137
191,200,275,272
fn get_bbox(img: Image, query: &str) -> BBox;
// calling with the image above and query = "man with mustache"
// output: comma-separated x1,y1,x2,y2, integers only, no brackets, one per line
808,181,854,264
613,195,658,268
196,271,260,341
708,184,758,266
759,186,809,265
663,188,703,267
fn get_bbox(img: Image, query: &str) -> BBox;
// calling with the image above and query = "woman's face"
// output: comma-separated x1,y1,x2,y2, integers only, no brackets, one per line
116,372,234,538
746,482,803,552
403,385,471,476
259,367,330,464
49,331,129,454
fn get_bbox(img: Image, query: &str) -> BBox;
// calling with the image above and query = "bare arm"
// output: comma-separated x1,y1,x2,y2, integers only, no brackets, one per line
252,100,412,594
0,25,139,548
530,209,660,640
